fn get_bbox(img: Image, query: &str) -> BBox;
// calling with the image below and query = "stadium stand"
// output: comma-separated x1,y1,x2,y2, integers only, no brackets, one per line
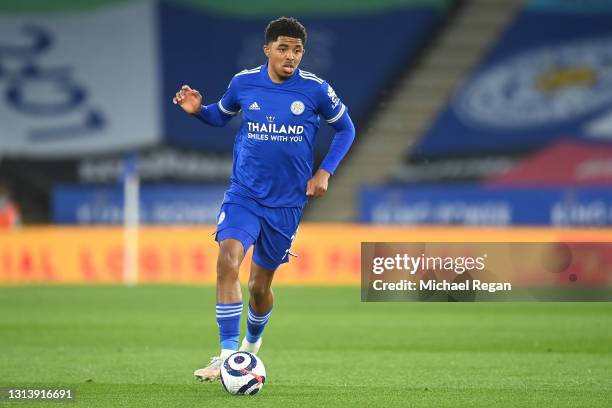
358,0,612,226
306,0,523,221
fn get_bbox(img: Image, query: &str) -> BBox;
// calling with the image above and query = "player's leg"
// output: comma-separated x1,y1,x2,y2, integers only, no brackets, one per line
240,262,275,354
194,204,260,382
240,206,301,354
248,262,275,312
215,238,246,353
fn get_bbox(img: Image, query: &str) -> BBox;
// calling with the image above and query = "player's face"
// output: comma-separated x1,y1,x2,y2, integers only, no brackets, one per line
264,36,304,82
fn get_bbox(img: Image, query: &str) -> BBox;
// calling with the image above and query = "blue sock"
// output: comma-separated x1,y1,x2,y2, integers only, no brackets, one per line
246,304,272,343
216,302,243,350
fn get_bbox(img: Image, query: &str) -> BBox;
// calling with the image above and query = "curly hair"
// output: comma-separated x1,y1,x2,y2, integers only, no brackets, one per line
265,17,307,45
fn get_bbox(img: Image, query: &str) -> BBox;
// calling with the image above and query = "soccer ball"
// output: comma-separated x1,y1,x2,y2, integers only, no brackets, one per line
220,351,266,395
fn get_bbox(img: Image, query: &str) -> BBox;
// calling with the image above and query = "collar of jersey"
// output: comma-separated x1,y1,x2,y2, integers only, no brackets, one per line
261,63,299,86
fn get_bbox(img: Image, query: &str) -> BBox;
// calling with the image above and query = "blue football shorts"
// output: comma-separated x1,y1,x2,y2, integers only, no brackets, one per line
214,193,302,271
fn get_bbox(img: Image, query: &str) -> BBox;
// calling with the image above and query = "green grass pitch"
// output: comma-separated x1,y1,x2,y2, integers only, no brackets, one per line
1,286,611,407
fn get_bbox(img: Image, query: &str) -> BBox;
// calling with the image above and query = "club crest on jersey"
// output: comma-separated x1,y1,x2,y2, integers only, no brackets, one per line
291,100,305,115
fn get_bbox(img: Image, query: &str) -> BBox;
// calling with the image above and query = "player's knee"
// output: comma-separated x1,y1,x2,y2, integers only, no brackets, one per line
248,279,270,301
217,249,242,278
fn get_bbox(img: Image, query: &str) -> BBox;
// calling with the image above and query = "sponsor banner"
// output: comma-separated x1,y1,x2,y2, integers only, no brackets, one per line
411,8,612,159
0,2,161,158
487,140,612,186
361,185,612,225
76,147,233,183
361,242,612,301
161,2,443,159
1,225,611,285
53,184,226,224
2,147,233,185
391,154,520,183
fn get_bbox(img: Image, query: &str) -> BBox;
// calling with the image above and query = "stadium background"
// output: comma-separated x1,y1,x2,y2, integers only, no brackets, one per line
1,0,611,406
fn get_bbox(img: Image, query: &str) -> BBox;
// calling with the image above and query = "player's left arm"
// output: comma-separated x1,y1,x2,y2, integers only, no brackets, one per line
306,82,355,198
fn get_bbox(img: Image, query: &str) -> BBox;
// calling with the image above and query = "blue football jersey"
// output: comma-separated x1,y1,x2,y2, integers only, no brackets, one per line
216,63,346,208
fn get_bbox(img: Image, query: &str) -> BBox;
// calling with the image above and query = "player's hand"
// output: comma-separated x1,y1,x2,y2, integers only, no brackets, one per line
173,85,202,114
306,169,330,198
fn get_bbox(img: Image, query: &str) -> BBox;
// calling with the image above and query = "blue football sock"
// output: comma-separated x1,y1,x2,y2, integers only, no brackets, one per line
246,304,272,343
216,302,243,350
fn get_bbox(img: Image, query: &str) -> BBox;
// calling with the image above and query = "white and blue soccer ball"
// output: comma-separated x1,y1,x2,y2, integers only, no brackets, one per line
220,351,266,395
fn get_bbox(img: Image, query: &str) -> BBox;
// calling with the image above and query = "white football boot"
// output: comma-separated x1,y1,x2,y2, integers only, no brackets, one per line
193,355,223,382
194,348,235,382
239,337,262,354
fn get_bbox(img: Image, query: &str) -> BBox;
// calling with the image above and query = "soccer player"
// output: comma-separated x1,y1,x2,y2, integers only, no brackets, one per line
173,16,355,381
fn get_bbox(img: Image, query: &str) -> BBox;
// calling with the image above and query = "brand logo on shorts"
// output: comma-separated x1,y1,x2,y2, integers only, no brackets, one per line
217,211,225,225
283,231,298,260
291,100,305,115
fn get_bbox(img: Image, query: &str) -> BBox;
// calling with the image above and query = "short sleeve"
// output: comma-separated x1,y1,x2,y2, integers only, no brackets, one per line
217,76,240,116
316,81,346,124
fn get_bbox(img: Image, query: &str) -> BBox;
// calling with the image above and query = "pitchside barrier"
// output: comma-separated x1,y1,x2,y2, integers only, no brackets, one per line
0,225,610,286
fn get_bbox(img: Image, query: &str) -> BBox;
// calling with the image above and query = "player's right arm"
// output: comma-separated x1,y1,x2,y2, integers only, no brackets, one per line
173,77,240,127
173,84,202,114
